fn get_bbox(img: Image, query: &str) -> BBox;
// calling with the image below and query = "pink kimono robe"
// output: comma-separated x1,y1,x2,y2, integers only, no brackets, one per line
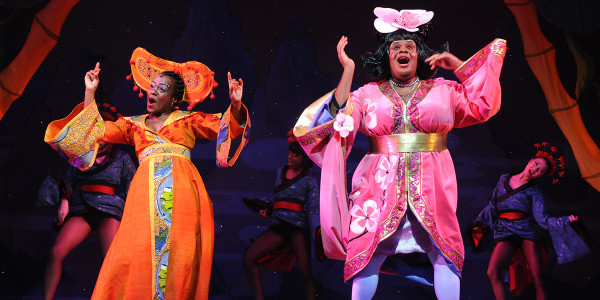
294,39,507,281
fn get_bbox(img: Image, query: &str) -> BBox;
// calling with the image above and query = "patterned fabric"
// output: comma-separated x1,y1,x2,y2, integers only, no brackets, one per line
216,105,251,167
295,39,507,281
44,102,105,170
45,102,249,299
130,47,217,108
270,166,319,230
151,152,175,299
65,150,136,219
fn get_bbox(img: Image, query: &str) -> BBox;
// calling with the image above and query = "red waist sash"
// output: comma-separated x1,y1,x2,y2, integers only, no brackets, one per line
499,211,528,220
81,184,115,195
273,201,303,212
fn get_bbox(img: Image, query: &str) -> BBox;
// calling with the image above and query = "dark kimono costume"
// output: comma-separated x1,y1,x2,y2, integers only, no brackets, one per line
271,167,319,230
474,174,590,263
257,167,319,271
65,149,136,222
473,173,591,294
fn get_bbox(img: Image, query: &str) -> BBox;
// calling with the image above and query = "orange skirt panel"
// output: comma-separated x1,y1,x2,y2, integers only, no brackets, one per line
92,156,214,299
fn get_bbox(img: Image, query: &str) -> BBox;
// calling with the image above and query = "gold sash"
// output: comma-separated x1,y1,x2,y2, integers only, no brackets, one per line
139,143,191,164
369,133,447,153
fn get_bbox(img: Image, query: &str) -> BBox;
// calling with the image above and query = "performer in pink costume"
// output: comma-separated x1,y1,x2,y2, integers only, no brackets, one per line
293,7,506,299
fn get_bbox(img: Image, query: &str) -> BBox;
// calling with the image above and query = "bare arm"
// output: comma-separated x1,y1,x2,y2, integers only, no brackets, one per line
331,36,355,116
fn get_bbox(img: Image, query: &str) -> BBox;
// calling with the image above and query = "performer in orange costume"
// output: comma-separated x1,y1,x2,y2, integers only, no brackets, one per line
45,49,250,299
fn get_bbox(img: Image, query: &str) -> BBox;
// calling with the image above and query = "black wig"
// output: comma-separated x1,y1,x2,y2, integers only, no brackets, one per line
362,23,446,82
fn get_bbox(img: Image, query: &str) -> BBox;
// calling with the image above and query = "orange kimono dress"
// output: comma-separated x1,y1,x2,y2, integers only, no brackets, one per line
45,100,250,299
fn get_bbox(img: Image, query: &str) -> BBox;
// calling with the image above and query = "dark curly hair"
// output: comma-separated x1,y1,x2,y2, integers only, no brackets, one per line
362,24,446,82
159,71,186,103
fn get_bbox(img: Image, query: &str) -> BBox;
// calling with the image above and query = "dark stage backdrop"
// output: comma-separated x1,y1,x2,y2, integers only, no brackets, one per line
1,0,599,299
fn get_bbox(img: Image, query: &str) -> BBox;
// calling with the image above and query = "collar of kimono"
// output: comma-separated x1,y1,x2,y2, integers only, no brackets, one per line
498,174,534,202
273,166,309,193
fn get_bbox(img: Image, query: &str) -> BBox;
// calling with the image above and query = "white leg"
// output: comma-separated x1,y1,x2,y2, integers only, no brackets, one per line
428,251,460,300
351,254,387,300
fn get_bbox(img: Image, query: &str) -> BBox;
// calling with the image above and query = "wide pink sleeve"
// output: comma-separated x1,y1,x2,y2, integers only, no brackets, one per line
452,38,507,128
293,88,367,167
293,88,366,261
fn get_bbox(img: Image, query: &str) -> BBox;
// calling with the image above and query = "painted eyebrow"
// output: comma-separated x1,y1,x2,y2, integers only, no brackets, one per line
390,40,416,45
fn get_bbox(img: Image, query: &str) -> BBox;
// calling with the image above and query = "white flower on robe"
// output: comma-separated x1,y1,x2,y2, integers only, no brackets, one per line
333,113,354,138
350,200,381,234
375,155,399,189
362,98,378,129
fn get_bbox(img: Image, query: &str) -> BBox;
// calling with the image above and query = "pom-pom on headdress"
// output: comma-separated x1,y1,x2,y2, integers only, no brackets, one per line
534,142,565,184
126,47,218,110
373,7,434,34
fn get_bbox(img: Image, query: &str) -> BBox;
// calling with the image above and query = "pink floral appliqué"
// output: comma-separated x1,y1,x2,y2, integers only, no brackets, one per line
373,8,434,33
350,200,381,234
362,98,378,129
375,155,399,189
333,113,354,138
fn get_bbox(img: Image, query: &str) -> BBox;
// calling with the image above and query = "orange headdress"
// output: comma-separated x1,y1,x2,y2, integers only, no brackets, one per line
126,47,218,110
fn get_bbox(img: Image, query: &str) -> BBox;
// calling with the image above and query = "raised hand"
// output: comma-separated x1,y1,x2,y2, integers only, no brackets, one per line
333,36,355,115
228,71,245,124
228,71,243,105
425,52,464,71
84,62,101,107
337,35,355,70
85,62,101,91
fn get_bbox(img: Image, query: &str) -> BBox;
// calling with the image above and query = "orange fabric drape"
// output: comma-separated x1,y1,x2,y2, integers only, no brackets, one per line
504,0,600,191
0,0,80,120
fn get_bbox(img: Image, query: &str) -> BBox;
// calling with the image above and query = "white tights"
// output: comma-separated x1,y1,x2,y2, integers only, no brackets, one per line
351,251,460,300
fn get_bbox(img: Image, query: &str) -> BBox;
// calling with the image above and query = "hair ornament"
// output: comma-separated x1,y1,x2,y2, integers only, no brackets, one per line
125,47,217,109
287,128,297,144
533,142,565,184
98,101,121,121
373,7,434,33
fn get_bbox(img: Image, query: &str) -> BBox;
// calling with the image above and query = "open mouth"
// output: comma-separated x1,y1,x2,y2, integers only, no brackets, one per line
397,57,410,65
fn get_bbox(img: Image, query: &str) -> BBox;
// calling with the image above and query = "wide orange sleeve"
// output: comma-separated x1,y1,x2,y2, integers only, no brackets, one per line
44,101,104,170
